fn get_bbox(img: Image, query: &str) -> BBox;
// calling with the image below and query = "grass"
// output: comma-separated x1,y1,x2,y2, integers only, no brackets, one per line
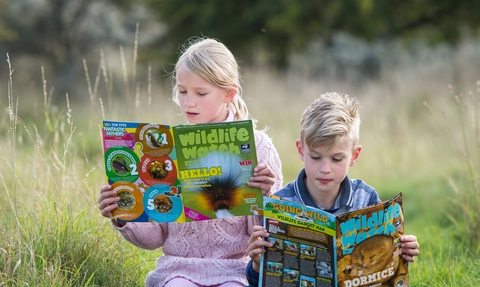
0,54,160,286
1,38,480,286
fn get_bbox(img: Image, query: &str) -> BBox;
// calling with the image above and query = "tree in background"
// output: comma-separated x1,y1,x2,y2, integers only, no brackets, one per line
1,0,480,94
0,0,161,96
142,0,480,67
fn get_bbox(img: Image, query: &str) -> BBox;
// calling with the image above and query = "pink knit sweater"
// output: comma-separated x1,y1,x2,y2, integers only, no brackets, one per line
115,130,283,287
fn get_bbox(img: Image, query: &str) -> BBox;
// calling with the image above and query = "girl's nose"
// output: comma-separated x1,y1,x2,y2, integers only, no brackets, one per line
183,94,196,107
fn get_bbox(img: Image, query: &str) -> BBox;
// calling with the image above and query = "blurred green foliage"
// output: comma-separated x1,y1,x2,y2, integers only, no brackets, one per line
1,0,480,106
142,0,480,66
1,0,480,71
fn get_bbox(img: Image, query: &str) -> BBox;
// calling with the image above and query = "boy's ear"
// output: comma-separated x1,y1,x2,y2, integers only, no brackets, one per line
296,140,305,161
350,145,362,166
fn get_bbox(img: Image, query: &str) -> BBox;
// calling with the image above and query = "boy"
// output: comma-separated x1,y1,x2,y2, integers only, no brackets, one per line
245,92,420,286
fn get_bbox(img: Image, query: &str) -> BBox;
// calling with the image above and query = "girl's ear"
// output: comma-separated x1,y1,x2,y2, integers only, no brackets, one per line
296,140,305,161
224,84,238,104
350,145,362,166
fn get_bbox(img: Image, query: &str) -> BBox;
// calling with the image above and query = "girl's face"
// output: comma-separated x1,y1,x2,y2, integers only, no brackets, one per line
176,65,236,124
296,137,361,199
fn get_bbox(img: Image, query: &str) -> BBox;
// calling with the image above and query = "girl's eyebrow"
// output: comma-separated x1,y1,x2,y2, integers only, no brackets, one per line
176,84,208,91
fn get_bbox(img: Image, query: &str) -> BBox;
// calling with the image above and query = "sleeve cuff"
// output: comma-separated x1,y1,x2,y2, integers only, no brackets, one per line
246,260,260,286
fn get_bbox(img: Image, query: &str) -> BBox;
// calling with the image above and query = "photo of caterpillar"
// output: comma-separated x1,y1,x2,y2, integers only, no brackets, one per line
187,152,249,218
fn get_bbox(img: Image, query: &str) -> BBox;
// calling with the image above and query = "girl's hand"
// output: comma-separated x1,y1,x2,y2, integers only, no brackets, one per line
400,235,420,262
248,164,276,196
97,185,126,227
247,225,272,272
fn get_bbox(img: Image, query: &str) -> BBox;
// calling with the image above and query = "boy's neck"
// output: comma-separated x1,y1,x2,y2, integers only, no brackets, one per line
305,180,341,210
310,192,339,210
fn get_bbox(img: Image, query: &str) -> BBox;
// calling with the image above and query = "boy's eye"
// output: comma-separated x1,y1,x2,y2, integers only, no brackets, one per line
332,158,343,162
310,156,321,160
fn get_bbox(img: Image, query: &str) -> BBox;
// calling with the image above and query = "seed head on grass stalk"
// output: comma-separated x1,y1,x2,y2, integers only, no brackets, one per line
83,58,101,116
100,49,113,117
5,53,22,248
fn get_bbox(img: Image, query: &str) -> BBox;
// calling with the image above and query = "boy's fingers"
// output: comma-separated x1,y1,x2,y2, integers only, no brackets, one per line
248,233,269,246
402,254,416,262
248,248,264,259
248,240,272,253
251,225,266,233
401,240,419,250
402,246,420,256
401,234,418,243
248,226,268,243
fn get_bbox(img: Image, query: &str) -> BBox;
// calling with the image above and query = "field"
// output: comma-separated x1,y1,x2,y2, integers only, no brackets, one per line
1,39,480,286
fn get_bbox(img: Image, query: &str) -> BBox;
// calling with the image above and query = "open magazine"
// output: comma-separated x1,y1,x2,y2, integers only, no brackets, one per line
259,193,408,287
101,119,262,222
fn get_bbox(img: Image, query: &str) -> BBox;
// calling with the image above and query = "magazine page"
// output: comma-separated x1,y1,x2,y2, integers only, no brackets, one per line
172,120,262,221
259,196,338,287
335,193,408,287
102,120,185,222
101,119,262,222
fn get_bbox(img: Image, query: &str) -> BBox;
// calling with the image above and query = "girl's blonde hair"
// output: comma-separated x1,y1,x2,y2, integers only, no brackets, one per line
172,37,255,126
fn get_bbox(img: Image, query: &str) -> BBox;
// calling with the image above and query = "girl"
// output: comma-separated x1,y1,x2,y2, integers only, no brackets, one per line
98,37,283,287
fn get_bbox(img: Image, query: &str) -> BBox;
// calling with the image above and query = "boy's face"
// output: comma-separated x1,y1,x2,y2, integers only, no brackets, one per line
296,138,361,200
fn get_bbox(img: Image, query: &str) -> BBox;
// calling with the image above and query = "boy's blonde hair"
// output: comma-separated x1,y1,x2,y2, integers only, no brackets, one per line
172,37,252,124
300,92,360,150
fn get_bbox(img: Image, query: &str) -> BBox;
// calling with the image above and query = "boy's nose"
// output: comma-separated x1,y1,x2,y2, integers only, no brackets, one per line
319,162,331,173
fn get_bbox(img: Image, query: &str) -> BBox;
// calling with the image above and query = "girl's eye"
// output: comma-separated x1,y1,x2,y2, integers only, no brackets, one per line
178,90,187,94
197,92,207,96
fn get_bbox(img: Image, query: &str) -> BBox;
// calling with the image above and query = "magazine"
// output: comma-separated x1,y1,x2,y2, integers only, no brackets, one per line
101,119,262,222
259,193,408,287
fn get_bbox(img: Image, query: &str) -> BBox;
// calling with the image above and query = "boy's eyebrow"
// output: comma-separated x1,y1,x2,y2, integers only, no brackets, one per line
328,151,347,157
332,152,347,157
310,149,347,157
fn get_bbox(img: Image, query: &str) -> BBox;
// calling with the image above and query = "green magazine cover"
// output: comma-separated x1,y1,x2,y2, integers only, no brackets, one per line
101,119,262,222
173,120,261,221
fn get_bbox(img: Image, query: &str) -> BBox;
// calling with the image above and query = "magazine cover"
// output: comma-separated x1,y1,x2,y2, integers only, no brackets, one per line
336,193,408,287
259,193,408,287
172,120,261,221
101,119,262,222
102,121,184,223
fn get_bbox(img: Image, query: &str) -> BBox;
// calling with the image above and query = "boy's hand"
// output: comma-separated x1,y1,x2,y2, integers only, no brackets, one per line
248,164,276,196
98,185,126,227
400,235,420,262
247,225,272,272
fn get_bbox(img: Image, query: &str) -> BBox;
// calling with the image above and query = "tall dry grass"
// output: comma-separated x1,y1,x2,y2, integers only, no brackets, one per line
0,50,158,285
424,83,480,250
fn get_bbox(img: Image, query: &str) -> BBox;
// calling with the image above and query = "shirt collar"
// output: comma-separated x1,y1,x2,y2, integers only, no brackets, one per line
224,108,234,122
294,168,354,212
